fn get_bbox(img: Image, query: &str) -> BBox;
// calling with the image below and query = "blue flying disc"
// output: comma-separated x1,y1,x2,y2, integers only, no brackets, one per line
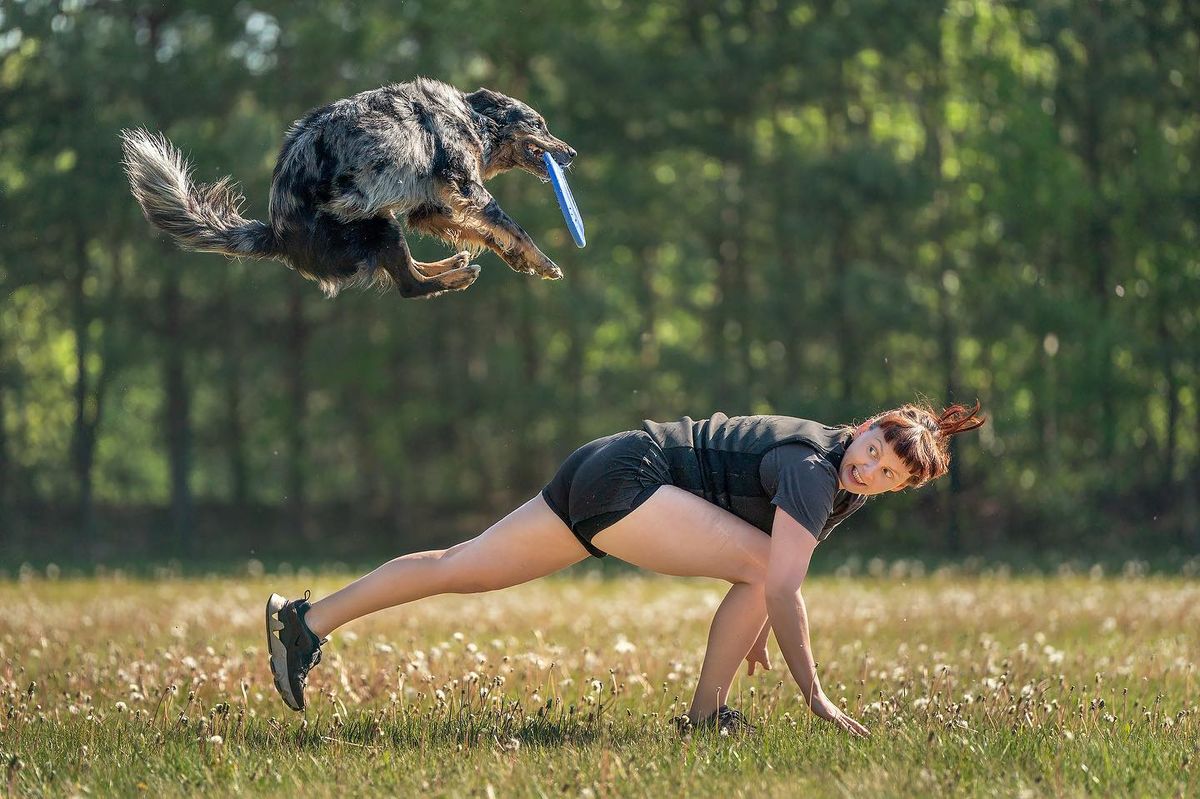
543,151,586,248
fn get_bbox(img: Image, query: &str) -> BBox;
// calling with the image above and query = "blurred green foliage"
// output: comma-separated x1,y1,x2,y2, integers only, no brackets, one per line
1,0,1197,561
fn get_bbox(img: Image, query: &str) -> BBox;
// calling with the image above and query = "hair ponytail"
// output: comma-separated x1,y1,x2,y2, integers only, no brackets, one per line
868,400,985,487
934,401,987,439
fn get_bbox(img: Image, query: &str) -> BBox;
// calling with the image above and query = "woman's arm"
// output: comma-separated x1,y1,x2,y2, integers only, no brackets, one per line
745,617,771,675
766,507,870,737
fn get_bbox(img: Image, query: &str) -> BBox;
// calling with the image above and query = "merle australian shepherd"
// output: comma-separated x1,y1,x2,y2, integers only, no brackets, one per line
121,78,577,298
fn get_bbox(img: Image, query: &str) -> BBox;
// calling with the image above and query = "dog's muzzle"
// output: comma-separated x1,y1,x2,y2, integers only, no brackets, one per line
529,142,576,169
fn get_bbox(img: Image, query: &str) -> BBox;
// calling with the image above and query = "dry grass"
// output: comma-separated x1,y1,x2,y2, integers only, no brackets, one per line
2,565,1198,797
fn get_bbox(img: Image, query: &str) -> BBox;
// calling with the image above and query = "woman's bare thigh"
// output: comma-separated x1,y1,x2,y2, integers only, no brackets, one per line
589,486,770,583
440,495,590,591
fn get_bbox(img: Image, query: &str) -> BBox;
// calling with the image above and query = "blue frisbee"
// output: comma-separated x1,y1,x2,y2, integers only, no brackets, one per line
543,151,586,248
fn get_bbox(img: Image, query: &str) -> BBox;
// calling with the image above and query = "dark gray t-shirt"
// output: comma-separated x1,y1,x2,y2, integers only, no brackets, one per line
641,413,868,540
759,443,867,541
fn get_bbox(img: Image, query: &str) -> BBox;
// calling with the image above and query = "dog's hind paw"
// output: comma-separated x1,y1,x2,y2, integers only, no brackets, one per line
442,264,481,291
416,251,472,277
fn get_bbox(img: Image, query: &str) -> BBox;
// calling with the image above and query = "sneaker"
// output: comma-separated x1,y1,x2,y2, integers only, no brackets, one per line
265,591,326,711
711,705,757,735
672,705,757,737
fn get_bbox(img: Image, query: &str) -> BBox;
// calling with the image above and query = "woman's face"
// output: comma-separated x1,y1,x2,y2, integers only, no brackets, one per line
838,423,913,496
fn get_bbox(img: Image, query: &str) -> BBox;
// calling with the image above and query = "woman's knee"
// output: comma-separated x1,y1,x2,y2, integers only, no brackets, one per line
715,523,770,585
434,542,505,594
725,549,769,586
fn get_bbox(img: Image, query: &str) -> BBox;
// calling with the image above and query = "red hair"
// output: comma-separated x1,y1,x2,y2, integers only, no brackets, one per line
867,401,986,487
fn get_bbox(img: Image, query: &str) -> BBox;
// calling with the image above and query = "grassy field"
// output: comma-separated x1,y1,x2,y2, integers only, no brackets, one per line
1,566,1198,798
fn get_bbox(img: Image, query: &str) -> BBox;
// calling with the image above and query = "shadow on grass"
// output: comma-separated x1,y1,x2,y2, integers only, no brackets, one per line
236,707,631,752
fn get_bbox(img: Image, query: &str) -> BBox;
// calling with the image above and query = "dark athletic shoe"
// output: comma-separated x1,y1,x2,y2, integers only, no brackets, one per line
711,705,757,735
673,705,757,737
265,591,326,711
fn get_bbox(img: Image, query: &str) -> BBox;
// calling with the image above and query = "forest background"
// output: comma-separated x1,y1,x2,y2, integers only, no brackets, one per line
2,0,1197,569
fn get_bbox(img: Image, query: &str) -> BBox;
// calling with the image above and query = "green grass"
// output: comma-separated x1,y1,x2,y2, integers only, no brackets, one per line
2,569,1198,797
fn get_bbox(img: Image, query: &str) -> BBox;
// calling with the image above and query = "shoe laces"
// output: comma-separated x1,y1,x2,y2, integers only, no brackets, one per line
295,590,323,677
714,705,756,733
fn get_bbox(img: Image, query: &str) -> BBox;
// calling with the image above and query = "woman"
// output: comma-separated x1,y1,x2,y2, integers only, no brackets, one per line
266,401,984,736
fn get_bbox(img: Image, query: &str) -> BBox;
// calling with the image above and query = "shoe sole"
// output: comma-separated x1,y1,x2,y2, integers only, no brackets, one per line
265,593,303,711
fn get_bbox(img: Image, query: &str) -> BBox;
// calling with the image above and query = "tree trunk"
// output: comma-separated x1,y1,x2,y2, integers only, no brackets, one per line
1158,312,1179,491
220,284,250,507
0,321,10,524
386,325,412,547
830,215,857,406
564,272,587,447
1079,19,1116,459
512,287,543,492
825,78,857,407
920,26,966,554
285,283,310,541
707,163,751,409
70,236,97,544
1184,352,1200,552
163,262,194,553
937,275,963,553
635,245,658,419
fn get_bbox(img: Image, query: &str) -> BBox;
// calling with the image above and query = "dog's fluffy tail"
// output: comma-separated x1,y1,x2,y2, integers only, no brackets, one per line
120,128,280,260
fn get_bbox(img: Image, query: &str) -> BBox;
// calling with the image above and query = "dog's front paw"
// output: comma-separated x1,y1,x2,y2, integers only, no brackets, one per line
533,255,562,280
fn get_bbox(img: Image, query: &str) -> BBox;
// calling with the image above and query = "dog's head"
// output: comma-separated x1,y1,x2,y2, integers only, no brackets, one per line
467,88,576,179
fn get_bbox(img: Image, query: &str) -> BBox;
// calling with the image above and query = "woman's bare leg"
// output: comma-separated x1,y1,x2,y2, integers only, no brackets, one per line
589,486,771,722
688,584,768,720
302,496,587,638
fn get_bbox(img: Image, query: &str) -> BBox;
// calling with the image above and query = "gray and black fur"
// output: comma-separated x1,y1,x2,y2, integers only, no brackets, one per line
121,78,576,298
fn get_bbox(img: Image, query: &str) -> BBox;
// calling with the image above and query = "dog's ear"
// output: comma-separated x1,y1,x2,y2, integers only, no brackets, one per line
466,88,510,120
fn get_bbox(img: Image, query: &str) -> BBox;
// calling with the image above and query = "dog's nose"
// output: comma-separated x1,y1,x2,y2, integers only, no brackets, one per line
565,146,577,159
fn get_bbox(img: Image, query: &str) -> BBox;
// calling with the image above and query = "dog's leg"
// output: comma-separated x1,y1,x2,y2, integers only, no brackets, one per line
413,251,474,277
377,222,480,299
445,183,563,280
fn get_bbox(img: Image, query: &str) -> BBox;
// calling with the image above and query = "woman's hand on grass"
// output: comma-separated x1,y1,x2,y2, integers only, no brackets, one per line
808,691,870,738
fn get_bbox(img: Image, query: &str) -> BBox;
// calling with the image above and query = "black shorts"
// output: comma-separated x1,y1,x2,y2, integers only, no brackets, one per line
541,430,672,558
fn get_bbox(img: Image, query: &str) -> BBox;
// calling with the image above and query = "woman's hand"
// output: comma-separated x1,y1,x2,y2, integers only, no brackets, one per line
745,642,771,675
808,691,870,738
